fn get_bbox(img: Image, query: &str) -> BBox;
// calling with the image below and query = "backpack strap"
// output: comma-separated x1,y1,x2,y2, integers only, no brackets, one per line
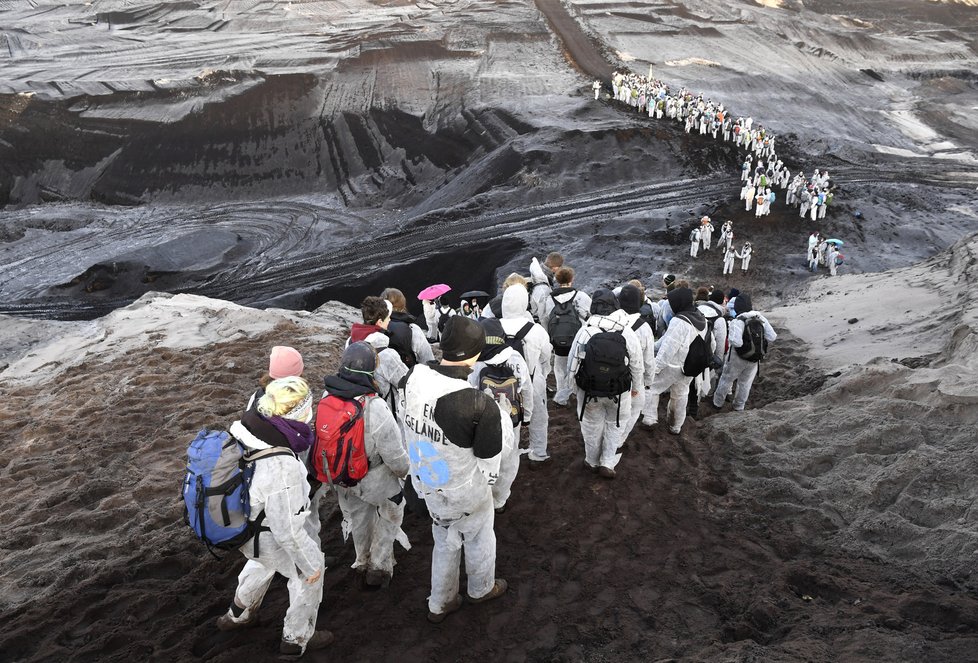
513,321,533,343
631,317,647,332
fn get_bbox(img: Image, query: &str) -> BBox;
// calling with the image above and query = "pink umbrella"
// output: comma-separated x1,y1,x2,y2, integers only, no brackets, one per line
417,283,451,301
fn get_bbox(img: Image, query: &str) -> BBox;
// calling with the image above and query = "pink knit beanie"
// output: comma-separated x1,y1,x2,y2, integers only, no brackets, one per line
268,346,304,379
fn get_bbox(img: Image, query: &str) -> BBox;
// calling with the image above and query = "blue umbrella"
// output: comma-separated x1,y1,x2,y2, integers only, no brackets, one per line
825,238,844,246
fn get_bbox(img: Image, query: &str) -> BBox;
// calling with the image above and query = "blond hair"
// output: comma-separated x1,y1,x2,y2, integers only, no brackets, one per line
258,376,311,418
626,279,645,299
502,272,528,289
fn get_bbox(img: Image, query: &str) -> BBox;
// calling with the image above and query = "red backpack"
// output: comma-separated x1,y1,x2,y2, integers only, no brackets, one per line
312,395,369,487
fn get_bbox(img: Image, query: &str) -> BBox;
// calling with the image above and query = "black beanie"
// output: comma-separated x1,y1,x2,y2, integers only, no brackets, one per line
618,284,643,314
440,316,486,361
709,289,725,305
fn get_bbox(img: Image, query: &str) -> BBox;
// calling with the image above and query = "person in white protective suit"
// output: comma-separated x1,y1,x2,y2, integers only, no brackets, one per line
686,287,727,419
422,295,455,343
722,243,738,276
381,287,435,366
567,289,644,478
468,319,534,512
401,316,512,623
689,225,702,258
711,293,777,412
740,242,753,272
363,329,409,421
323,343,411,589
499,284,553,465
539,266,592,408
528,254,560,321
219,377,331,657
646,287,707,434
799,189,811,219
744,182,756,212
826,243,840,276
592,79,602,100
615,284,656,444
700,216,715,251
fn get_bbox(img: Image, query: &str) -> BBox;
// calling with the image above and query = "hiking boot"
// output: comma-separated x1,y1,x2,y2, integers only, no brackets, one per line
642,416,657,427
597,466,616,479
427,594,464,623
528,457,551,471
279,630,334,656
216,610,258,632
468,579,508,604
669,427,682,435
553,399,568,408
494,503,507,514
583,460,598,473
365,569,391,589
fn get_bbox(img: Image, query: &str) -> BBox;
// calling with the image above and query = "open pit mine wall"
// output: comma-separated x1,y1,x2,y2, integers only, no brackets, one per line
0,74,535,209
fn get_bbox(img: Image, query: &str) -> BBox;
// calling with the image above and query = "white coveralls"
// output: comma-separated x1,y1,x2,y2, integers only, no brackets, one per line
423,301,455,343
712,312,777,411
469,348,534,509
223,422,325,652
567,311,644,470
741,246,753,272
745,185,756,211
329,396,411,578
500,285,553,461
402,365,511,614
527,257,552,321
701,222,714,250
648,314,704,433
827,246,839,276
690,227,701,257
723,247,737,275
364,332,409,420
540,288,592,406
593,80,601,100
619,314,657,444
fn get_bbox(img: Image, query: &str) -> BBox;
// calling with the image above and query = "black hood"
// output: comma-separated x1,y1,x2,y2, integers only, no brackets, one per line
734,293,753,315
669,287,706,331
590,289,618,316
667,287,694,314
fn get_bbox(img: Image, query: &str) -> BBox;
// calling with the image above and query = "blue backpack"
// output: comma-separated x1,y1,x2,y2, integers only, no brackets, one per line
182,430,295,557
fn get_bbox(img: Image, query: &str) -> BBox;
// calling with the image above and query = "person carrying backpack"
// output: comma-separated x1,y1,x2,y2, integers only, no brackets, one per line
687,288,726,419
711,293,777,412
470,318,534,513
422,295,456,343
567,289,644,479
380,287,434,366
646,287,707,434
217,377,332,657
539,266,591,408
400,316,513,623
499,284,553,466
317,342,410,590
616,284,656,445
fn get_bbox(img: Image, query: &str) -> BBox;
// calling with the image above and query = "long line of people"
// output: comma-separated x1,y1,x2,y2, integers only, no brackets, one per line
188,253,777,656
598,71,840,222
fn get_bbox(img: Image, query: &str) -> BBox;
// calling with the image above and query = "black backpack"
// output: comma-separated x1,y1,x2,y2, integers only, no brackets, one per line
386,320,417,368
735,315,768,362
480,318,533,363
638,301,660,338
575,330,631,423
677,314,711,377
548,292,583,357
436,306,453,335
